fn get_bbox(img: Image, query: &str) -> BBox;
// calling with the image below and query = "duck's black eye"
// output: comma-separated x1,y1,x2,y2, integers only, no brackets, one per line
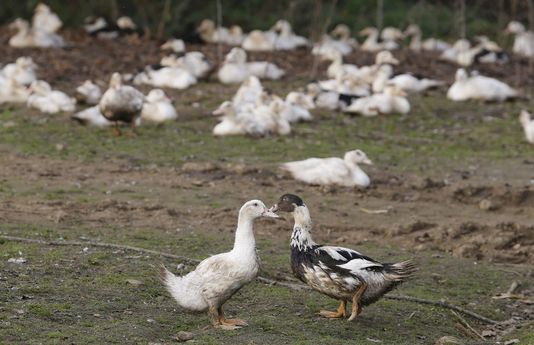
253,203,258,207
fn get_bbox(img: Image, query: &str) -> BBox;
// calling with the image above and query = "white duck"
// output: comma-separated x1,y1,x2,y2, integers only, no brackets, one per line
197,19,244,45
323,50,359,79
271,20,308,50
99,73,144,135
281,150,373,187
380,27,404,50
71,106,112,128
360,27,384,52
343,85,410,117
141,89,177,123
447,69,518,102
218,48,284,84
32,3,62,33
161,52,211,79
134,65,196,90
27,80,75,113
387,73,444,93
519,110,534,144
283,91,315,122
160,38,185,54
161,200,278,329
404,24,450,52
439,39,471,63
505,21,534,58
232,76,264,109
312,24,356,57
0,77,31,104
242,30,276,51
75,80,102,105
1,57,38,86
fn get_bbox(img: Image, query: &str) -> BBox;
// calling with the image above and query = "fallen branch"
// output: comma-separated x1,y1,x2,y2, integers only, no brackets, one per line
1,235,499,324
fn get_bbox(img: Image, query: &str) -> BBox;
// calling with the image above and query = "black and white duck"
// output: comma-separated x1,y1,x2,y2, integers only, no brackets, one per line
270,194,416,321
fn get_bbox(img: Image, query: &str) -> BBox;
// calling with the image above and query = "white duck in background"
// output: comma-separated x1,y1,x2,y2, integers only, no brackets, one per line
404,24,450,52
75,80,102,105
283,91,315,122
27,80,76,114
232,76,264,109
160,38,186,54
439,39,471,63
161,200,278,330
505,21,534,58
281,150,373,187
141,89,177,123
99,72,144,135
197,19,244,45
519,110,534,144
271,20,309,50
32,3,62,33
1,57,38,86
134,65,196,90
161,51,211,79
0,77,31,104
360,27,384,52
447,69,518,102
9,18,65,48
313,24,357,57
218,48,284,84
387,73,444,93
323,50,359,79
343,85,410,117
380,27,404,50
242,30,276,51
71,106,112,128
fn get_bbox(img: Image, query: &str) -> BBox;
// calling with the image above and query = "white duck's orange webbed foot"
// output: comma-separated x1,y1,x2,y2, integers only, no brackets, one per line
320,300,347,318
214,305,247,330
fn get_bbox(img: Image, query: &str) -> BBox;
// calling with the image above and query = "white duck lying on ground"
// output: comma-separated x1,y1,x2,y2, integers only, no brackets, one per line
212,96,290,136
281,150,373,187
1,57,38,86
505,21,534,58
197,19,244,45
386,72,444,93
9,18,65,48
380,27,404,50
160,38,186,54
27,80,75,113
312,24,357,57
218,48,285,84
160,51,211,79
161,200,278,330
100,72,145,135
343,85,410,117
232,76,264,109
0,77,31,104
404,24,450,52
519,110,534,144
71,106,112,128
360,27,384,51
134,65,196,90
141,89,177,123
32,3,62,33
439,39,471,63
447,69,518,102
270,194,416,321
242,30,276,51
75,80,102,105
323,50,359,79
283,91,315,122
271,19,309,50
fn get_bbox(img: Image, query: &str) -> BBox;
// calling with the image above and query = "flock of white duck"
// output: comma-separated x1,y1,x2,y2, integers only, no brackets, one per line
2,3,534,186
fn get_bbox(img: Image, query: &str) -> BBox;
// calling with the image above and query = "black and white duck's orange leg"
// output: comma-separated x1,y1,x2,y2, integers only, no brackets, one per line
112,122,122,136
319,300,347,318
216,305,248,330
348,282,368,321
126,120,137,137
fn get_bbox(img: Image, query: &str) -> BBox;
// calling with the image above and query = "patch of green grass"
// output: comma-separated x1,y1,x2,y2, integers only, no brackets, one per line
28,304,54,318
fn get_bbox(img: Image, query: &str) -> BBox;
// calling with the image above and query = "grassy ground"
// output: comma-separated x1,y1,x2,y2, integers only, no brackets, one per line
0,81,533,344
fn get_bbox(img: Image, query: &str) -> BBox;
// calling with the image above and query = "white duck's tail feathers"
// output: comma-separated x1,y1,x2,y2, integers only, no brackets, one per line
384,259,417,282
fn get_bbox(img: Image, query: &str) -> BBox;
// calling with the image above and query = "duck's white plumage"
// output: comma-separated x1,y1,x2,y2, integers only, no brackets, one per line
505,21,534,58
519,110,534,144
32,3,62,33
27,80,75,113
141,89,177,123
9,18,65,48
387,74,444,93
344,85,410,116
161,200,278,329
71,106,112,127
447,68,518,102
218,48,284,84
281,150,373,187
160,38,185,54
75,80,102,105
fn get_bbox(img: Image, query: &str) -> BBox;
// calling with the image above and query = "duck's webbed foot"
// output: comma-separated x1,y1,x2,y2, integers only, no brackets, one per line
209,305,248,330
348,282,368,321
319,300,347,318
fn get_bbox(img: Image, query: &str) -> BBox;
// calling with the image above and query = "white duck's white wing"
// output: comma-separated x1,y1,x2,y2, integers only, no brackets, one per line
282,157,351,185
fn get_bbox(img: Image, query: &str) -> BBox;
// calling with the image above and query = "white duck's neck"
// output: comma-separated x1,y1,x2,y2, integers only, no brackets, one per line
232,213,256,256
290,206,316,250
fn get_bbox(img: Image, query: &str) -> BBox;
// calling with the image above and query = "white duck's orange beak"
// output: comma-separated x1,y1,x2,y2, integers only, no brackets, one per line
262,207,280,218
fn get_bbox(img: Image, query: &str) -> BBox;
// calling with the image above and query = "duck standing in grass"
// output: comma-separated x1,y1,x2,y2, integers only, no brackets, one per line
161,200,278,329
270,194,416,321
99,72,144,136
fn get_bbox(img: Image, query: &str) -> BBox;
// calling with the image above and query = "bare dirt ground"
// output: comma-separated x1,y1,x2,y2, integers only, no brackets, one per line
0,28,533,344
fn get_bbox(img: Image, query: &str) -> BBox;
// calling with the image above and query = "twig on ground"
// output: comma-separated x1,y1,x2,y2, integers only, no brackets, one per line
452,310,485,340
0,235,499,324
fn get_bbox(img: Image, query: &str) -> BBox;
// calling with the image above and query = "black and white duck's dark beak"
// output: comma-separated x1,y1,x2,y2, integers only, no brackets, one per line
262,207,279,218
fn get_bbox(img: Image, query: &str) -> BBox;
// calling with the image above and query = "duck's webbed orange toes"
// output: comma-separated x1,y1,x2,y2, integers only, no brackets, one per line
215,305,248,330
222,318,248,326
320,300,347,318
